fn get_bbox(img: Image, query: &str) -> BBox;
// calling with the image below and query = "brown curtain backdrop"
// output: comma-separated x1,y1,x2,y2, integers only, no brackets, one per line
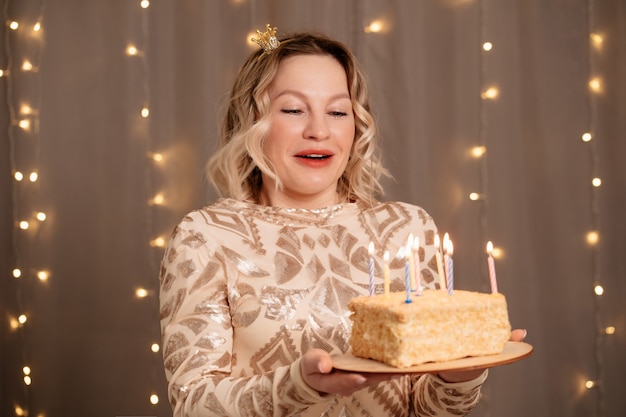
1,1,624,416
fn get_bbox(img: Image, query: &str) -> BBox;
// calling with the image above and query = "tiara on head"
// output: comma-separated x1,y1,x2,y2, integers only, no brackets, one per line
251,24,280,54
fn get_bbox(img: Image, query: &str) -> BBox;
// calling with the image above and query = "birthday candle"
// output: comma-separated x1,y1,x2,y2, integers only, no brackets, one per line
444,235,454,295
383,251,390,297
435,234,446,291
486,241,498,294
413,236,421,295
407,234,416,291
368,242,375,296
400,247,412,303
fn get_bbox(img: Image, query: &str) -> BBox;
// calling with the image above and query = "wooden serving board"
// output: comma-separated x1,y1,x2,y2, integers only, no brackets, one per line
331,341,533,374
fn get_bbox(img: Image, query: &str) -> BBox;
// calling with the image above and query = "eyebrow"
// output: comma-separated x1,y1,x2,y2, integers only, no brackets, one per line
272,89,351,102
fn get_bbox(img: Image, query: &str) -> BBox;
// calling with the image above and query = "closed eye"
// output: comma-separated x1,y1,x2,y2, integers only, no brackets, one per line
281,109,303,115
329,111,348,117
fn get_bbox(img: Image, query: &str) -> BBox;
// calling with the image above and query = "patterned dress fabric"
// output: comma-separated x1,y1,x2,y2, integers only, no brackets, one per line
160,198,487,416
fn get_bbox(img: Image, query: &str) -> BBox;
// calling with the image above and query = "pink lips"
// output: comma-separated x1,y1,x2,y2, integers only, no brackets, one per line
294,149,334,167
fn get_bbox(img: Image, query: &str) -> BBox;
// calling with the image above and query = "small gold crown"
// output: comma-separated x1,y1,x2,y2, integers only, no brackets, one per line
251,24,280,54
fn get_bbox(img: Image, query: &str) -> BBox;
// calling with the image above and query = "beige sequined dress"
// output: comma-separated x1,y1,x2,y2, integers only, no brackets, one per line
159,198,487,416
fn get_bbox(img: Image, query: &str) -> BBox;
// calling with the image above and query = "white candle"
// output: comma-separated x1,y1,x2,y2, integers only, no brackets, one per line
368,242,375,296
407,234,416,291
383,251,390,297
413,236,421,295
486,241,498,294
435,234,446,291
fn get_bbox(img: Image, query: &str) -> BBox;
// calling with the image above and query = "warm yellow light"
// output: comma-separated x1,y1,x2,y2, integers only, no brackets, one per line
14,405,27,416
594,284,604,296
605,326,615,335
14,171,24,181
151,152,164,162
22,60,33,71
492,247,503,259
590,33,603,49
469,192,482,201
135,288,149,298
482,42,493,51
0,69,4,77
18,119,31,130
150,193,165,205
126,45,139,56
151,343,160,353
19,221,30,230
9,21,19,30
18,314,28,324
592,177,601,187
141,107,150,118
20,104,33,115
33,22,42,32
36,212,47,221
23,366,31,375
141,0,150,8
589,77,602,93
585,380,596,389
246,30,259,48
150,237,166,248
10,317,20,329
471,146,486,158
24,376,32,385
581,132,592,142
364,20,384,33
586,230,599,245
37,270,49,281
481,87,499,99
13,268,22,278
150,394,159,405
29,172,38,182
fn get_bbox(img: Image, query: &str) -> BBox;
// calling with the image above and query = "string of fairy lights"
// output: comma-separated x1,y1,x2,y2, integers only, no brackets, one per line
5,0,46,416
125,0,163,408
584,0,611,415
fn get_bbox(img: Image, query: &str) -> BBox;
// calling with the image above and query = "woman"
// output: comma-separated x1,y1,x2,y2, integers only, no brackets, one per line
159,27,524,416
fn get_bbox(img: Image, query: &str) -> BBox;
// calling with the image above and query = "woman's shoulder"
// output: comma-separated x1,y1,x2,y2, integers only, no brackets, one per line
364,200,434,222
171,198,246,230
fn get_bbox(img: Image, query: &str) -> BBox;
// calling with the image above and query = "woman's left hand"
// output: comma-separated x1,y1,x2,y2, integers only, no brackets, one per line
436,328,527,383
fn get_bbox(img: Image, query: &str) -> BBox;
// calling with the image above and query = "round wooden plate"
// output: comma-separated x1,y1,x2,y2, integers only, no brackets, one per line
331,341,533,373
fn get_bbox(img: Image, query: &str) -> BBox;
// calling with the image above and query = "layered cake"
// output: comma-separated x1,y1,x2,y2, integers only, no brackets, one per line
348,290,511,368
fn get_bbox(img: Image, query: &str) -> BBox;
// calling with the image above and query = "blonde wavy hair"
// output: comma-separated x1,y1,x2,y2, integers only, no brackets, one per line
206,32,389,206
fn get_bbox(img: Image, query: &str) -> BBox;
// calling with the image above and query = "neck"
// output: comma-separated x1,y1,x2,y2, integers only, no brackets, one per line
257,188,344,210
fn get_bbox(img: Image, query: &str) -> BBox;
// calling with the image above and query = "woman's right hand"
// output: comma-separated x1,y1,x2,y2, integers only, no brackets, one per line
300,349,400,396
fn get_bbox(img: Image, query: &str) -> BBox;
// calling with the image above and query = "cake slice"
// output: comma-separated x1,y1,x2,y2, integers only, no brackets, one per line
348,290,511,368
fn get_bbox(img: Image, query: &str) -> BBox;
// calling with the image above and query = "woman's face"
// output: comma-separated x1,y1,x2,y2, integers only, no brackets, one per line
260,54,355,208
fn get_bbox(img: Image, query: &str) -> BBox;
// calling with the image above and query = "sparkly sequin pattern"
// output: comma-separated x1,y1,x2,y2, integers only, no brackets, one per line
160,198,487,416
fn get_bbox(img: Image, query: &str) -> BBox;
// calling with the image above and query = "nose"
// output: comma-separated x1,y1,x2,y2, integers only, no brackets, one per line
303,113,330,140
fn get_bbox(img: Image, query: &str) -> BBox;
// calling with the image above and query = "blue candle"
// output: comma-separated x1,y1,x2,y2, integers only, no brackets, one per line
401,246,412,303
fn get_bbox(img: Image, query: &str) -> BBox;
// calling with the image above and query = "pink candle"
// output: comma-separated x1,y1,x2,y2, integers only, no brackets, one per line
368,242,375,296
443,233,454,295
486,241,498,293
